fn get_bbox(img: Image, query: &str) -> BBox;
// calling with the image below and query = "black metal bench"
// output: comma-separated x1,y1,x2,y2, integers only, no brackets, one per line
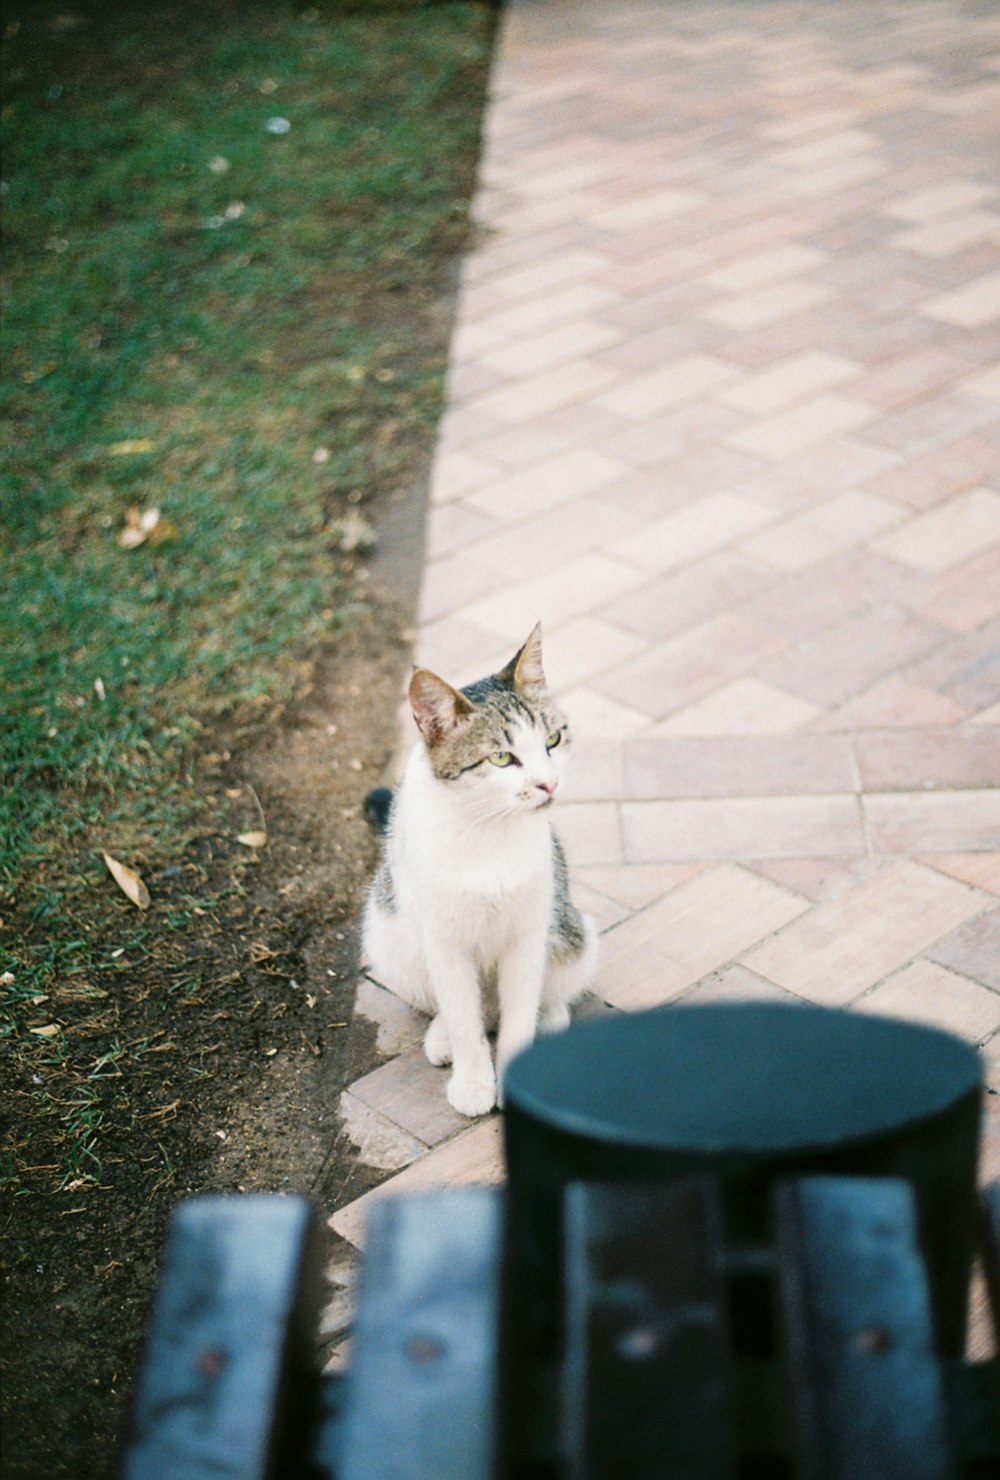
121,1004,1000,1478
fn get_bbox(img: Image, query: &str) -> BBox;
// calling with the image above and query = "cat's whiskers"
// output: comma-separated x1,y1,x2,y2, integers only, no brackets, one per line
455,789,525,831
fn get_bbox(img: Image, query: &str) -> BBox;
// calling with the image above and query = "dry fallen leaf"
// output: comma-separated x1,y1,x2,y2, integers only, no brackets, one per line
118,505,178,550
236,830,268,849
30,1024,60,1038
108,439,154,457
234,783,267,849
327,511,376,554
101,852,151,910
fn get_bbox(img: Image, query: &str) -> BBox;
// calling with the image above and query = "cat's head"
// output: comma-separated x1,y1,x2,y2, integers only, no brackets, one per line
408,623,570,818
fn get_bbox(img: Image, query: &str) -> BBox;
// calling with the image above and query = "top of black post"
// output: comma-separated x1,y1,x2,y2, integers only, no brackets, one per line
505,1004,980,1156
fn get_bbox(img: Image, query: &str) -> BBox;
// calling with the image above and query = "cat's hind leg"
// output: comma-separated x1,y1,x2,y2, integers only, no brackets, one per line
540,910,598,1032
361,889,436,1016
424,1013,452,1066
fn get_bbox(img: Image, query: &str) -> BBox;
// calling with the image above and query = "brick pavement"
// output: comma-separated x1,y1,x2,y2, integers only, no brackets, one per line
324,0,1000,1356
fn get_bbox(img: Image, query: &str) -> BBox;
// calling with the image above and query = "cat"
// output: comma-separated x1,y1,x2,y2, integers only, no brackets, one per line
361,623,597,1118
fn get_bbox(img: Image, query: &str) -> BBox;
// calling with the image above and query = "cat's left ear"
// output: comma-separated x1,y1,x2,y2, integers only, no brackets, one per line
502,621,546,691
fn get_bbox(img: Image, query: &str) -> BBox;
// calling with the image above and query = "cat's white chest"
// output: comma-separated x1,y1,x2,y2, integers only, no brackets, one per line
410,797,549,900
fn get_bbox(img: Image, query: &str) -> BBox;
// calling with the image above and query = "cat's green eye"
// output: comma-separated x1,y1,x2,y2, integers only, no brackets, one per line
546,730,563,751
489,751,515,768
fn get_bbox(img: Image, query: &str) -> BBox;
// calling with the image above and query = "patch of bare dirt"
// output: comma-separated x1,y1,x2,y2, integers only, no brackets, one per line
1,551,424,1479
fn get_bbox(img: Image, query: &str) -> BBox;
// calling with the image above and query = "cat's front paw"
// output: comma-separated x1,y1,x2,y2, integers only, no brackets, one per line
424,1014,452,1067
447,1066,497,1118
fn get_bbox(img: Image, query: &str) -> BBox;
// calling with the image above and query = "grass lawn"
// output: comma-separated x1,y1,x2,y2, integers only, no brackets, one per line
1,4,496,1472
1,0,495,1192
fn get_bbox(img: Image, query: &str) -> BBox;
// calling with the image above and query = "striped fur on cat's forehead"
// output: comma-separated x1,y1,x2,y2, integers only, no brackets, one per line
409,624,568,780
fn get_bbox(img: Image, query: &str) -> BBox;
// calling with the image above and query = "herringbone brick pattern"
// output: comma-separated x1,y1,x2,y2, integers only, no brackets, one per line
326,0,1000,1340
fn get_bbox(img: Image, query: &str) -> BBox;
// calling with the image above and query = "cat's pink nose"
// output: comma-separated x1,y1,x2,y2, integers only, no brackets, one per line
537,778,558,796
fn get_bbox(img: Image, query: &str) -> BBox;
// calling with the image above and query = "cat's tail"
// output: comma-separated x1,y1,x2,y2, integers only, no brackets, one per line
364,786,394,834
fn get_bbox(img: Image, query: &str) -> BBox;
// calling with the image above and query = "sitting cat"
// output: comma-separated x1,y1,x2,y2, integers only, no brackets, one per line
361,623,597,1117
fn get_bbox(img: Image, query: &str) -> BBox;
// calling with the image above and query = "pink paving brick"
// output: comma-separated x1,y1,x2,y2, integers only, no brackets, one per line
621,734,855,800
481,248,612,306
622,794,866,864
598,401,748,467
701,244,831,294
923,855,1000,896
465,357,622,423
458,551,644,645
597,547,775,639
426,502,498,561
477,317,624,378
562,738,625,803
701,278,834,332
593,317,730,372
714,350,863,415
576,861,705,912
596,353,741,419
758,604,946,707
855,961,1000,1044
884,181,997,223
872,487,1000,572
553,801,625,869
653,679,821,737
457,493,643,584
416,551,509,625
469,281,624,342
349,1047,472,1147
927,906,1000,992
860,433,998,510
463,446,629,523
747,857,885,904
429,448,505,505
743,860,989,1005
922,269,1000,327
559,686,652,741
680,965,800,1007
608,491,776,573
904,618,1000,710
597,864,808,1010
905,546,1000,634
851,347,984,410
816,676,972,731
331,0,1000,1247
734,440,903,512
726,394,877,460
474,401,629,470
594,610,788,720
853,729,1000,793
330,1120,504,1249
864,791,1000,854
737,490,906,572
862,395,999,460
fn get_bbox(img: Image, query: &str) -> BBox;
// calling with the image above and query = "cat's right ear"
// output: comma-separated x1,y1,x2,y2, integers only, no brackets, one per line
409,669,474,747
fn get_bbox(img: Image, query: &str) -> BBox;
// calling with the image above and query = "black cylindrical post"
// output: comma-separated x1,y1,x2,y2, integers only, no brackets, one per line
499,1003,981,1471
